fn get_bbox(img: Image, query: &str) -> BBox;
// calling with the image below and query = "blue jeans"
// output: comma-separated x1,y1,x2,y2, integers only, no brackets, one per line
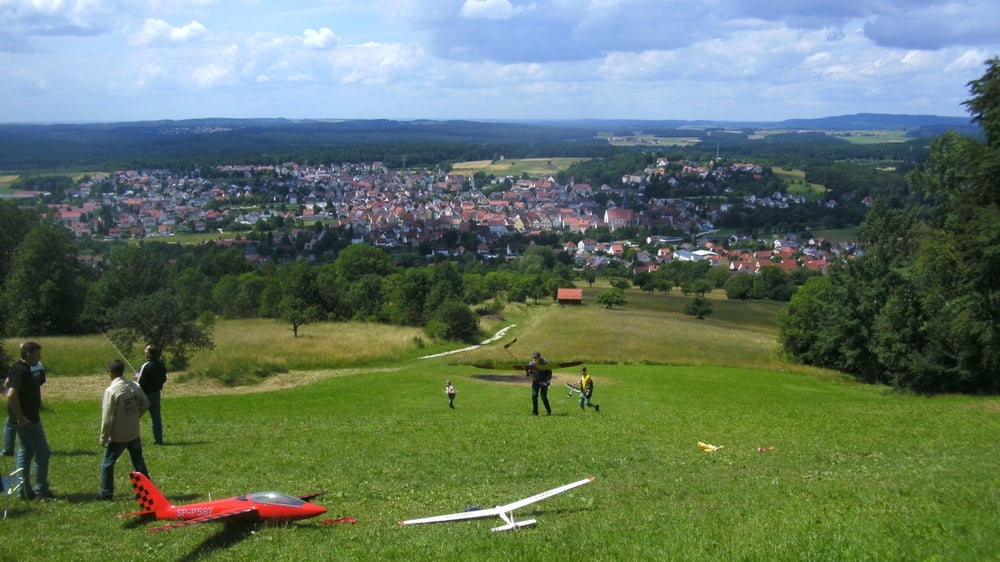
16,421,51,494
146,391,163,444
2,414,16,454
100,437,149,497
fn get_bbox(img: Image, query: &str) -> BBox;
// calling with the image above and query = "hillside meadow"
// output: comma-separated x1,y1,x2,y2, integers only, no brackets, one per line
2,288,998,561
448,157,587,177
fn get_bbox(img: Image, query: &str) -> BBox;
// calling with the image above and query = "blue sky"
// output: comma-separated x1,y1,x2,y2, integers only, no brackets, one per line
2,0,997,123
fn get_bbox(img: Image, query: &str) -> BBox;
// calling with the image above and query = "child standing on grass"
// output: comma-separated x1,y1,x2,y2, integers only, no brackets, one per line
445,380,456,409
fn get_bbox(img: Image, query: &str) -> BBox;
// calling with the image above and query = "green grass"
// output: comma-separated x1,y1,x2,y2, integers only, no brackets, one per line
0,174,19,191
772,167,828,199
810,227,859,245
449,157,588,177
600,133,702,147
2,291,998,560
837,130,911,144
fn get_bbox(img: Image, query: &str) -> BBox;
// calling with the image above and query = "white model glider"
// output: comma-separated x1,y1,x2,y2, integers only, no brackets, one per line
399,477,595,532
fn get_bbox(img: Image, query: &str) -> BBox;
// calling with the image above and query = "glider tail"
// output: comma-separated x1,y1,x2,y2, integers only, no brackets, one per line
128,471,171,515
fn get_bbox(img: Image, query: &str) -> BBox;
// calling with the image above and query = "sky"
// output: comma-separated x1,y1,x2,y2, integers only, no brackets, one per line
1,0,998,124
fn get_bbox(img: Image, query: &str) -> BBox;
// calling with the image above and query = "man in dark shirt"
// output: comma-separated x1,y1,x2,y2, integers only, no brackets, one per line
3,360,45,456
6,341,55,500
526,351,553,416
135,344,167,445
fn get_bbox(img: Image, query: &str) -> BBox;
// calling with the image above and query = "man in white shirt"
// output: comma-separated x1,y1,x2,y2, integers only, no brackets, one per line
98,358,150,500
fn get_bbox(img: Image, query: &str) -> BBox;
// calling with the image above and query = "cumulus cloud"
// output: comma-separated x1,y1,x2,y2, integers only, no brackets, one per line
190,45,239,88
130,18,209,46
863,2,1000,50
2,0,997,121
329,42,426,86
192,63,230,88
1,0,121,36
303,28,338,49
384,0,1000,64
459,0,531,20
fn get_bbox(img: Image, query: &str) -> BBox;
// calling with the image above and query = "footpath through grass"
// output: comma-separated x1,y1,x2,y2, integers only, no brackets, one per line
2,292,998,560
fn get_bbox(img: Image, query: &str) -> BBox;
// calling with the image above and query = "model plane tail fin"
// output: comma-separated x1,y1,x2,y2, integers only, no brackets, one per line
128,471,171,514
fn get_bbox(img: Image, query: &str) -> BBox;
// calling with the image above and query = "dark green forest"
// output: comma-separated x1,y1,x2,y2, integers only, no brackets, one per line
778,57,1000,395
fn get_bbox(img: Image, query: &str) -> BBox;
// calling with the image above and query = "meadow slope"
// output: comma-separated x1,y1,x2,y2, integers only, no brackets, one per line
2,290,997,561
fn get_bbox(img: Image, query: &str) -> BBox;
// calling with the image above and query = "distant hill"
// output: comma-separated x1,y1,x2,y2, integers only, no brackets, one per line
0,114,980,171
539,113,973,130
772,113,972,130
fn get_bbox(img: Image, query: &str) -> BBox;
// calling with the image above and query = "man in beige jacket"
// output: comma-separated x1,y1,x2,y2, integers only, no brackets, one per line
98,358,150,500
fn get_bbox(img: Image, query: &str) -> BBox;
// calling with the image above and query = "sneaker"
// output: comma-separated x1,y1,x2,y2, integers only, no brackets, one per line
595,404,600,412
1,450,13,456
36,490,57,502
19,489,35,501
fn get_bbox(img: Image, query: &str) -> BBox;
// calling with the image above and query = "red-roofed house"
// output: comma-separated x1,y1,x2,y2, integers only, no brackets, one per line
556,288,583,304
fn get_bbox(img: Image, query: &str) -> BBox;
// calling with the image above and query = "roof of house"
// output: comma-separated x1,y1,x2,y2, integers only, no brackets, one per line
557,288,584,302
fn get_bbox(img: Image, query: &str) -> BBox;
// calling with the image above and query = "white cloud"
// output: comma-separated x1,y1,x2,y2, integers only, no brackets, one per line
130,18,208,46
192,63,229,88
191,45,238,87
1,0,996,122
329,41,425,85
459,0,528,20
303,28,338,49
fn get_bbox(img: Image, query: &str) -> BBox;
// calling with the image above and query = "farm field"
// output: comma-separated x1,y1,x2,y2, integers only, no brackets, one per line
2,289,997,561
602,134,702,147
772,166,828,198
449,157,588,177
0,174,18,191
835,129,911,144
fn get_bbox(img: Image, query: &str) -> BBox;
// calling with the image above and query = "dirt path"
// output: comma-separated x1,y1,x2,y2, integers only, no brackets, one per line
44,325,515,403
42,367,398,402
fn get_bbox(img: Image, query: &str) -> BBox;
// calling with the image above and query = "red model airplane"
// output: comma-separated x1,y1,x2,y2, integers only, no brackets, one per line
119,472,328,533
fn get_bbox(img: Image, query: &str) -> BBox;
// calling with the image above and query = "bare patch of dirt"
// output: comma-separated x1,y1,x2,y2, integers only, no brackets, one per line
41,368,399,402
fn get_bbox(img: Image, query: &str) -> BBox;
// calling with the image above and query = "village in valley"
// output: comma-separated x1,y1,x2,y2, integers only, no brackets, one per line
33,155,851,276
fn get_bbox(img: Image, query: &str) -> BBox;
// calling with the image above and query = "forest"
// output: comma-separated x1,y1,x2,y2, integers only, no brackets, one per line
778,58,1000,395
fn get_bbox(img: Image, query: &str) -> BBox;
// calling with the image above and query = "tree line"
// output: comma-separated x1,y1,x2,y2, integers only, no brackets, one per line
778,57,1000,395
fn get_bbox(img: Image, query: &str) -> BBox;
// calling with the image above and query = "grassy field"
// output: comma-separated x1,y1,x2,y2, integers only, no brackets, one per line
601,134,702,147
835,130,911,144
449,157,588,177
772,167,828,199
2,289,998,561
0,174,19,191
809,227,859,245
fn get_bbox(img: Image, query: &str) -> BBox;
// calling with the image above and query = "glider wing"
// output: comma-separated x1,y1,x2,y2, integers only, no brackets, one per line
399,506,503,526
497,477,594,513
473,361,583,371
399,477,594,530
